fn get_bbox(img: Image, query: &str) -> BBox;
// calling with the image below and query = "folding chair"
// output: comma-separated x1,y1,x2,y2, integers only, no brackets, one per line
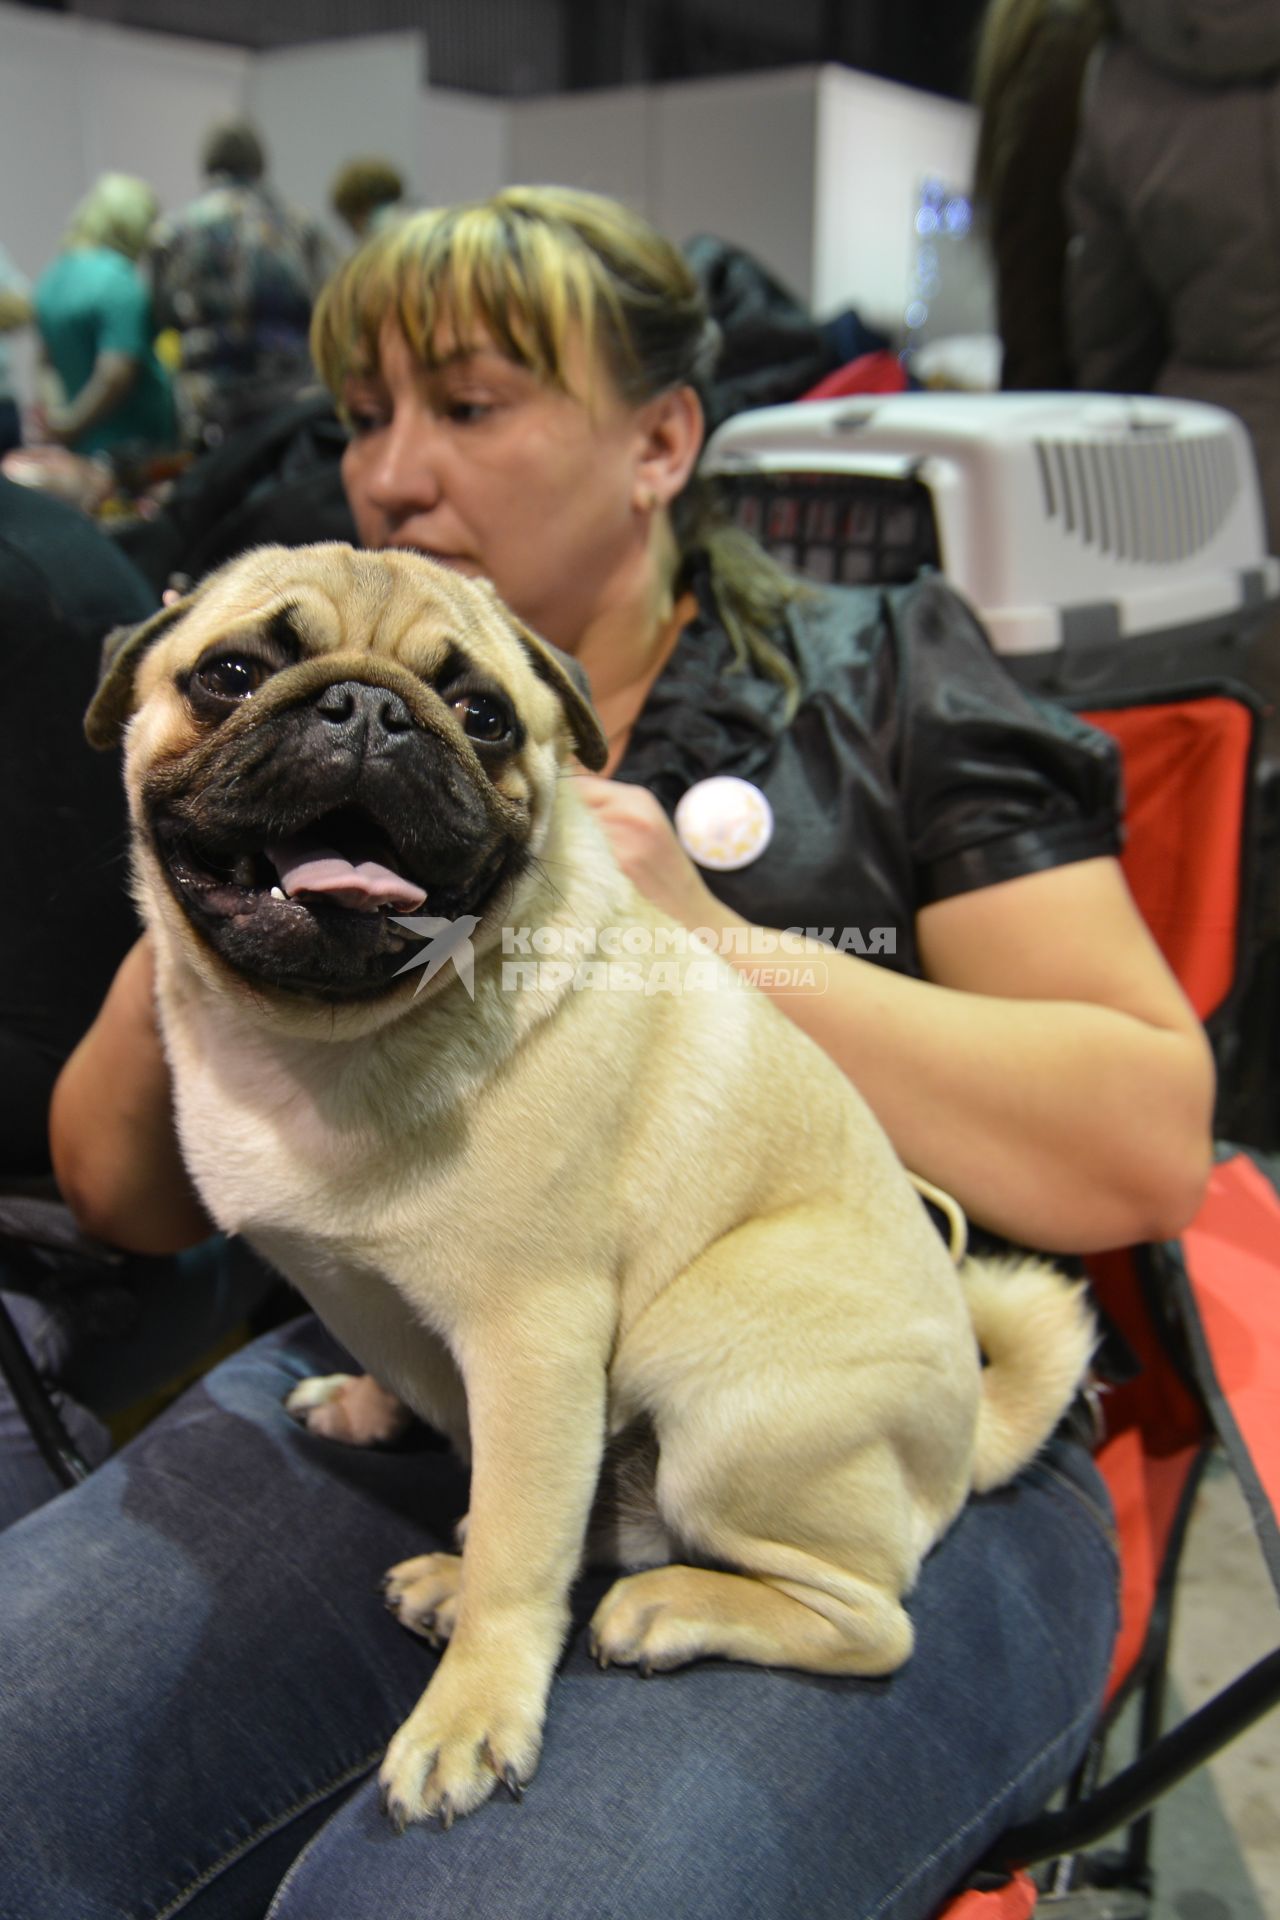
0,1180,117,1490
943,682,1280,1918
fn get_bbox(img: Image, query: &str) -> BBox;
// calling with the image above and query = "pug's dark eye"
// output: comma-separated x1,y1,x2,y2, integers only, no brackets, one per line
191,654,273,708
452,691,514,746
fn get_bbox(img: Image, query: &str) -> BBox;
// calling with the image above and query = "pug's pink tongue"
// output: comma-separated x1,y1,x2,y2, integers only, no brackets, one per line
267,845,427,913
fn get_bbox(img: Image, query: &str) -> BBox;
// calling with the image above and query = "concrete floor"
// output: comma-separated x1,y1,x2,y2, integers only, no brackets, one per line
1107,1456,1279,1919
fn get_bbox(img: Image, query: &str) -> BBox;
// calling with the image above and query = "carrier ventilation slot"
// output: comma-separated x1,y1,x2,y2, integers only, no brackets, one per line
1033,434,1240,562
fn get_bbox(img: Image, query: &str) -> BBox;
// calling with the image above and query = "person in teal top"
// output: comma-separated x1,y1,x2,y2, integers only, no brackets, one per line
35,174,176,459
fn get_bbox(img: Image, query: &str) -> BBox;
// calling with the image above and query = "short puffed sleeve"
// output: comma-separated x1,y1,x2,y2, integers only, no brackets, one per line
890,576,1123,906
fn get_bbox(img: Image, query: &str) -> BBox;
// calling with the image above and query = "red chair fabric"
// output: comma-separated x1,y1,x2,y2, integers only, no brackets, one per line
1075,693,1255,1697
1087,1244,1209,1703
1170,1152,1280,1603
1078,695,1254,1023
802,350,911,400
940,686,1264,1913
943,1871,1038,1920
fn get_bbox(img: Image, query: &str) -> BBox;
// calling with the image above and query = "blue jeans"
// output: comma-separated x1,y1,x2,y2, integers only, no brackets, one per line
0,1316,1119,1920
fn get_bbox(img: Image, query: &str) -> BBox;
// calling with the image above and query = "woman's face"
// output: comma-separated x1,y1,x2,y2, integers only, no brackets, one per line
340,317,656,649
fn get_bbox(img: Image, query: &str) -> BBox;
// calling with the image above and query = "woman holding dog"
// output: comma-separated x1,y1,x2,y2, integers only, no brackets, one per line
2,188,1213,1919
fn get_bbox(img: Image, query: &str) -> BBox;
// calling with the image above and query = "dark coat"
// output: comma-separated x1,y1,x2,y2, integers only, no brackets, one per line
975,0,1108,391
1067,0,1280,543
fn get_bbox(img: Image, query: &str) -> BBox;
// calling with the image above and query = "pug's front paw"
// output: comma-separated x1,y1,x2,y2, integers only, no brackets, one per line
285,1372,411,1446
379,1653,544,1829
383,1551,462,1647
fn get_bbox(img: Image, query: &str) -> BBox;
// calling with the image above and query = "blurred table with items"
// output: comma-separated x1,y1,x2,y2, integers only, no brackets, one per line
0,438,192,531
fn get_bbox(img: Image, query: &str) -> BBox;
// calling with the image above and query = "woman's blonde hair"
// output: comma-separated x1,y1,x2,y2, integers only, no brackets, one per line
312,185,802,703
65,173,160,260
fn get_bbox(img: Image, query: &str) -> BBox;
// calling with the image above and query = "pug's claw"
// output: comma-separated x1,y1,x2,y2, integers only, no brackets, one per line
380,1552,461,1645
439,1795,455,1831
502,1764,524,1802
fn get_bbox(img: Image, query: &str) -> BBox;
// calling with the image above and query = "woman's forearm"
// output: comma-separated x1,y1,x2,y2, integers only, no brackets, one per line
49,936,213,1254
571,777,1214,1253
707,912,1213,1254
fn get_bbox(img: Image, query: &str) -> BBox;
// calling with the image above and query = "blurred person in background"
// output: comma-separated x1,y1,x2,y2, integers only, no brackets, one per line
0,473,273,1526
971,0,1113,391
330,156,411,243
149,119,335,448
0,242,32,456
32,174,176,460
1067,0,1280,1163
1066,0,1280,552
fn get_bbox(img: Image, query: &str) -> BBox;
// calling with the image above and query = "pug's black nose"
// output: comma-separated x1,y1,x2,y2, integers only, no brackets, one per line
314,680,415,739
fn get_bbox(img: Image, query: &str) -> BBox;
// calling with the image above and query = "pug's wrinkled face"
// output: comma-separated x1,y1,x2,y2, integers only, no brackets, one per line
90,544,605,1009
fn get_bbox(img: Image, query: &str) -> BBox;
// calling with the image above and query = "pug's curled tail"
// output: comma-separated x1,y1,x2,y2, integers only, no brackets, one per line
961,1255,1096,1494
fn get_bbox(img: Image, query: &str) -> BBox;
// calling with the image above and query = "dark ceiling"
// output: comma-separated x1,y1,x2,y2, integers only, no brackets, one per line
15,0,987,101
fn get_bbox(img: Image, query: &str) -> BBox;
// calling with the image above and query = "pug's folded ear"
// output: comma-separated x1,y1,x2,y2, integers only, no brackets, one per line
85,593,197,750
510,619,609,772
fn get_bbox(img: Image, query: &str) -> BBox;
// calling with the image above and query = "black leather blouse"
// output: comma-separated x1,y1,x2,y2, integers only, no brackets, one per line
616,563,1123,979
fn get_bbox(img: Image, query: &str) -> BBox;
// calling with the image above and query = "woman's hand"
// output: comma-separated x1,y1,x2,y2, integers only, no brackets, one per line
574,773,721,930
44,350,138,448
41,405,74,447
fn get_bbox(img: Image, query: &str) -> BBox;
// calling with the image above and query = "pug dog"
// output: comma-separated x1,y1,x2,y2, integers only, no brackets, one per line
89,542,1095,1830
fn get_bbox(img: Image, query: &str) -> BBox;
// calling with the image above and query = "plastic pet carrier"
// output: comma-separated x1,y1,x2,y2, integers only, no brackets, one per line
702,392,1280,697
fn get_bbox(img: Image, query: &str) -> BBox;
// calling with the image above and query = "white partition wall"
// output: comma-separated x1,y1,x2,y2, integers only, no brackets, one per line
418,87,510,212
0,2,245,276
247,33,425,249
506,70,817,307
504,63,979,328
80,24,248,211
813,64,979,330
0,7,94,279
649,70,819,312
507,86,651,212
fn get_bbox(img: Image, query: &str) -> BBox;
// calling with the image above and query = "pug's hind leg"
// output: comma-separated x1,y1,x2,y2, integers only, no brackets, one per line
589,1560,912,1676
586,1398,918,1677
602,1206,963,1678
285,1372,412,1447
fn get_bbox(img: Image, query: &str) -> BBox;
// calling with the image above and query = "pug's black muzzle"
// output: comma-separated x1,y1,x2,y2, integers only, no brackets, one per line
145,674,529,1000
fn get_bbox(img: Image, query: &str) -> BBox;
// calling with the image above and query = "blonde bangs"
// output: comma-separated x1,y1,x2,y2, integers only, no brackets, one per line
312,197,633,412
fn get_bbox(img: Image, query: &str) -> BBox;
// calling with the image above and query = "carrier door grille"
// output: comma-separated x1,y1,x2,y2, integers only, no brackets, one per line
716,473,940,586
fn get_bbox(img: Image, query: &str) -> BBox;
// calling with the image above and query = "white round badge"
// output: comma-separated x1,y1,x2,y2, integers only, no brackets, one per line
674,776,774,872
